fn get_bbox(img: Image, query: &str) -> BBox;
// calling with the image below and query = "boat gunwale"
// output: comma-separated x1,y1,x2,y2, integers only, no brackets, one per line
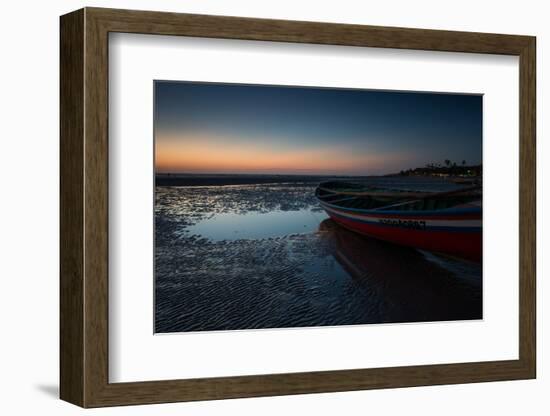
317,186,438,199
316,183,482,199
318,198,482,217
315,181,482,217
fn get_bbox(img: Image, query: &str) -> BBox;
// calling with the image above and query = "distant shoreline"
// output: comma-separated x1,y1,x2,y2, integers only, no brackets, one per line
153,173,461,187
155,173,381,187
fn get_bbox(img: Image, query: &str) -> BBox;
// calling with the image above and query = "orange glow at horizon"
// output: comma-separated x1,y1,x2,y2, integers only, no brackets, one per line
155,133,412,175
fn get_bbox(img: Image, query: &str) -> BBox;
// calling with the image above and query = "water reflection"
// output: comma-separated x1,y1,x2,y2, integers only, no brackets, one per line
186,209,328,241
319,219,482,323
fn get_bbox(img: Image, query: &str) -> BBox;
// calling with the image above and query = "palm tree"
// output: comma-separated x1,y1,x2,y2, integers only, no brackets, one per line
462,160,466,166
444,159,451,167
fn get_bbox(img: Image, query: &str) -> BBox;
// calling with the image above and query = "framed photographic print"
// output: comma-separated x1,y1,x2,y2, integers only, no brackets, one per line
60,7,536,407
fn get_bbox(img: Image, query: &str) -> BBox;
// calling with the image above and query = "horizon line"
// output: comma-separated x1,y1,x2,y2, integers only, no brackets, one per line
155,172,389,177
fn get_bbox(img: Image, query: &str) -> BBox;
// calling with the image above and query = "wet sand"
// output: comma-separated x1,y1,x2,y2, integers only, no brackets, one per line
155,180,482,333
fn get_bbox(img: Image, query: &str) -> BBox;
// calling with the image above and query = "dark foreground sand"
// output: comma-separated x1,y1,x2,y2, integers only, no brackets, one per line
154,182,482,333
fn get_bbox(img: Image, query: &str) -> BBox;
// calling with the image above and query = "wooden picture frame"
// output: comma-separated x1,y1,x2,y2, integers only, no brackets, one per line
60,7,536,408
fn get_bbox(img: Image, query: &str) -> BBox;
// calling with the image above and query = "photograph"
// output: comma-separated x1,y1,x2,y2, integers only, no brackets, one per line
154,81,483,333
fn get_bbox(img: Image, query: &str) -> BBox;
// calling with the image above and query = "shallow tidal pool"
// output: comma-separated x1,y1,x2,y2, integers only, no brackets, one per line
154,182,482,333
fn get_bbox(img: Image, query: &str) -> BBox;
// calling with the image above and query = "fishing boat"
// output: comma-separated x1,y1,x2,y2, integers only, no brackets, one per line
315,181,482,262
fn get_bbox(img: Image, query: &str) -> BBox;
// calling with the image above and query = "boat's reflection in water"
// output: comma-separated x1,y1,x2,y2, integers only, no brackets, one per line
318,219,482,323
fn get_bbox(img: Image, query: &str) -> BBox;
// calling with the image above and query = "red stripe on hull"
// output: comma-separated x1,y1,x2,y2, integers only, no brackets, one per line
328,213,482,262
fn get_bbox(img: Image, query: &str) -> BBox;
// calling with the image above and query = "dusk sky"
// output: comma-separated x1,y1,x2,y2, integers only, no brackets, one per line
154,81,482,175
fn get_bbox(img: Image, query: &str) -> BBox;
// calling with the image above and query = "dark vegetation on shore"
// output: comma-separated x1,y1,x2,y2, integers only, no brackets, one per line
397,160,482,178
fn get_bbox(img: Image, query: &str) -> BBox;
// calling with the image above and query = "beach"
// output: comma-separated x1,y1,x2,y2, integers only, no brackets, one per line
154,175,482,333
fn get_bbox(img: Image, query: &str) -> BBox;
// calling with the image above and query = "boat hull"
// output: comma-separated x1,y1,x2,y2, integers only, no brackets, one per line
319,201,482,262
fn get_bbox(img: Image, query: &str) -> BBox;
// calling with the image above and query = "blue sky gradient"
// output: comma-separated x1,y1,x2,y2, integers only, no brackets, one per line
154,81,482,175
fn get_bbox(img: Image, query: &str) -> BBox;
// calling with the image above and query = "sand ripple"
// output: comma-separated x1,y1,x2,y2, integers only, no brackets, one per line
155,184,482,333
